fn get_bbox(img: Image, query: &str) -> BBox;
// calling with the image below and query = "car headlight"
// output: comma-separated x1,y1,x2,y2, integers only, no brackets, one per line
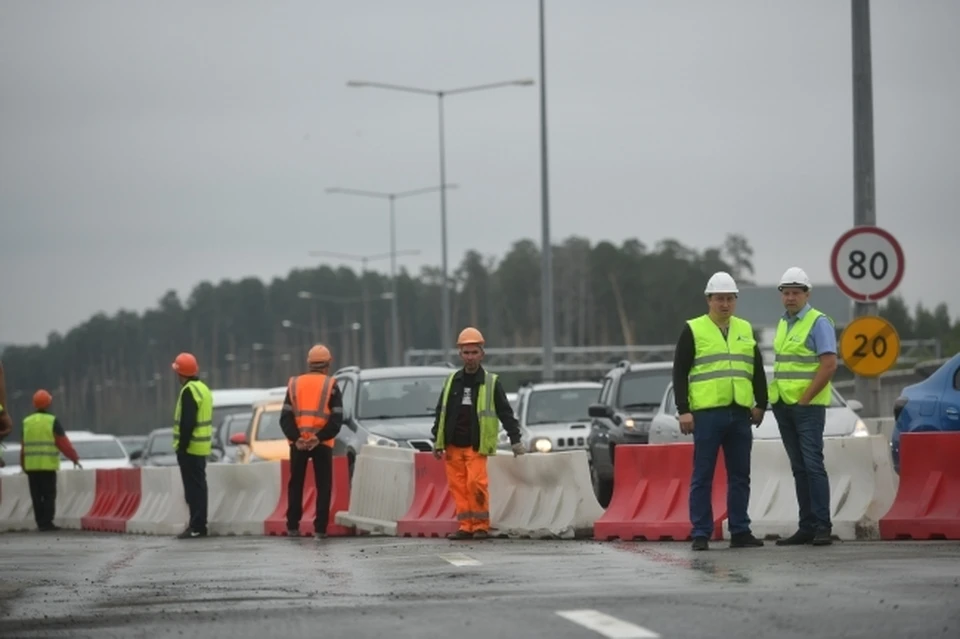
852,419,870,437
623,418,636,429
531,437,552,453
367,434,399,447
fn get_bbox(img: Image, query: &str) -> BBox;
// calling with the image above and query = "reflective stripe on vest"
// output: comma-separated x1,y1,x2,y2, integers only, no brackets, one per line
770,308,833,406
686,315,757,412
286,373,337,447
435,370,500,456
173,380,214,456
22,412,60,472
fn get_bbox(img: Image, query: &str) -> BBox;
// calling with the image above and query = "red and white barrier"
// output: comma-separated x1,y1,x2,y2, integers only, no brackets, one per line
208,461,282,536
0,474,35,532
55,468,97,530
127,467,189,535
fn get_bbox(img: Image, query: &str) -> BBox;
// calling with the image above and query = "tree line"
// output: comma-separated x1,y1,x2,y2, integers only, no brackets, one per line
1,233,956,434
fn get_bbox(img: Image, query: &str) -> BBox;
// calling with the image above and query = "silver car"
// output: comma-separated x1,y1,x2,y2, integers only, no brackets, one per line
499,381,602,453
650,367,870,443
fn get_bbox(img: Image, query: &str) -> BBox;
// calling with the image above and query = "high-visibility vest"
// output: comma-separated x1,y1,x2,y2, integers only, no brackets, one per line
173,380,214,456
22,412,60,472
286,373,337,447
686,315,757,412
435,370,500,456
770,308,833,406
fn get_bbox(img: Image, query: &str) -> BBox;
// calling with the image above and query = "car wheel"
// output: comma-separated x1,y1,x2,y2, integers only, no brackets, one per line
590,462,613,509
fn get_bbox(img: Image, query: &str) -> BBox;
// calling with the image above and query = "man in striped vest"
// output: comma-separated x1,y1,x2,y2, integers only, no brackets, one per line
279,344,344,539
172,352,214,539
20,389,81,531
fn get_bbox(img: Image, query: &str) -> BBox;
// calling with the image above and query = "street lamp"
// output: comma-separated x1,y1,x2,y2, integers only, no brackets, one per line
346,77,535,359
538,0,555,381
326,184,457,366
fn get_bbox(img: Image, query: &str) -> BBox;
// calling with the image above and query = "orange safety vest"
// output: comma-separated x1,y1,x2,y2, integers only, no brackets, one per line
286,373,336,448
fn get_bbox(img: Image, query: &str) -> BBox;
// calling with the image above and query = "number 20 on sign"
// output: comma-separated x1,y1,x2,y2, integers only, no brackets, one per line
839,316,901,377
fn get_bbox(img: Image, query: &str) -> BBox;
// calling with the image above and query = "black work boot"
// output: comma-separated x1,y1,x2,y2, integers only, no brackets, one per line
286,528,300,537
812,530,833,546
447,529,473,540
729,532,764,548
775,530,815,546
692,536,709,551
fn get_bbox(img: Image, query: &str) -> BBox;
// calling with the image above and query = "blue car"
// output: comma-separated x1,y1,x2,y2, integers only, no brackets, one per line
891,353,960,473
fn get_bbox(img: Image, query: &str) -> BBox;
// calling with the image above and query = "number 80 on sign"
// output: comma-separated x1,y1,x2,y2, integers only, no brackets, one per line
839,316,901,377
829,226,905,302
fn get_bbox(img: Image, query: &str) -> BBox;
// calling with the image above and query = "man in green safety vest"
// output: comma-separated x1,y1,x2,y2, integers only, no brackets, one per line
171,352,213,539
20,389,81,531
672,272,768,551
770,267,838,547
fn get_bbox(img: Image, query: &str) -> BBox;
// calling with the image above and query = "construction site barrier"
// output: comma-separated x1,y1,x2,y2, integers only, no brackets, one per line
489,450,604,539
81,468,142,533
334,446,415,535
127,467,189,535
0,474,35,532
54,468,97,530
396,453,459,538
208,461,282,536
594,443,727,542
880,432,960,540
265,455,353,536
726,435,898,541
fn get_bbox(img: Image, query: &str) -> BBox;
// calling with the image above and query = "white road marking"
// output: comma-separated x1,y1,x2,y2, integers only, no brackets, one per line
438,553,482,567
555,609,660,639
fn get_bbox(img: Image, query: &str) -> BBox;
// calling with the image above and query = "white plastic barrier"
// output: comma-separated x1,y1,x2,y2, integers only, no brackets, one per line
727,435,899,541
127,467,189,535
335,446,415,535
55,468,96,529
489,450,605,539
208,461,282,536
0,474,35,532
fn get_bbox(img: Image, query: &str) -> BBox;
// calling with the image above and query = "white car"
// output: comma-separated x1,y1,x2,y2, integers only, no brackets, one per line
65,432,133,469
499,381,603,453
649,367,870,444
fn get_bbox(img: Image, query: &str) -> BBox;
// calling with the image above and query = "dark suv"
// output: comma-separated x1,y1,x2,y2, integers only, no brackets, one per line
585,360,675,506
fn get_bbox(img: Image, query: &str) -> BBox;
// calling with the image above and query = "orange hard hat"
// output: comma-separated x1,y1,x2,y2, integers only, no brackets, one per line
457,327,485,347
33,389,53,410
171,352,199,377
307,344,332,365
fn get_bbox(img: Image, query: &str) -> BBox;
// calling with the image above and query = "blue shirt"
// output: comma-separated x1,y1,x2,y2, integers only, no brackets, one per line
781,303,837,356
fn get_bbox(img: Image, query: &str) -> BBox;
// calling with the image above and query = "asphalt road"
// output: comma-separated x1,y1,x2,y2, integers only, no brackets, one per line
0,532,957,639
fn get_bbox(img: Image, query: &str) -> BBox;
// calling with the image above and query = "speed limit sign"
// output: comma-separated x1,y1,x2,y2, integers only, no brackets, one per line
829,226,905,302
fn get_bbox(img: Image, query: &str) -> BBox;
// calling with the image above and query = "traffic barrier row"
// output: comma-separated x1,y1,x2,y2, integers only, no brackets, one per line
1,432,958,540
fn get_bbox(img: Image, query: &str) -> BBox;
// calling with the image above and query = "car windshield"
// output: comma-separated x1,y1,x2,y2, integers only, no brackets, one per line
147,432,175,456
221,413,252,445
525,388,599,425
255,408,285,441
357,375,448,420
213,404,256,433
65,439,127,460
616,371,673,410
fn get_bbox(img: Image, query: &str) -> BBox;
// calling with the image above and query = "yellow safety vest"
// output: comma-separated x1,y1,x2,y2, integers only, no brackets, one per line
686,315,757,412
22,412,60,472
436,370,500,456
770,308,833,406
173,380,214,456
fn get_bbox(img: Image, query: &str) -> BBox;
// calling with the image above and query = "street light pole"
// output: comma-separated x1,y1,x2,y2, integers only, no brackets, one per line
346,78,534,360
539,0,555,382
326,185,454,366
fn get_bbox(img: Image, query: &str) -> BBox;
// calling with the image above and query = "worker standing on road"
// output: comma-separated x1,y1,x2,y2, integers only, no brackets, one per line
431,327,525,540
770,267,838,547
20,389,81,532
672,272,767,551
279,344,344,539
0,361,13,440
171,352,213,539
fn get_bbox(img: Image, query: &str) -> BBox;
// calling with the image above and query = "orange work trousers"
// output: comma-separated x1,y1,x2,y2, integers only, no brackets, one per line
444,445,490,533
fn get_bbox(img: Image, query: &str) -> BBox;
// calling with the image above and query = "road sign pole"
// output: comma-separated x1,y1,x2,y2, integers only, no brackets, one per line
852,0,880,417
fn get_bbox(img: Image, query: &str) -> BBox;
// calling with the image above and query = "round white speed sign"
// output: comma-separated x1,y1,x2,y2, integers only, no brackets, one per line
829,226,905,302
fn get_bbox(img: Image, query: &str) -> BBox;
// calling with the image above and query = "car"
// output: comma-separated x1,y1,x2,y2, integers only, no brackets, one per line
215,411,252,463
65,432,133,469
649,366,870,444
891,353,960,473
139,428,179,467
506,392,519,414
118,435,148,460
211,387,278,434
498,381,602,453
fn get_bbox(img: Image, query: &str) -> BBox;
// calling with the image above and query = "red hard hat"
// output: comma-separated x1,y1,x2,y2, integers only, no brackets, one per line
172,352,199,377
33,389,53,410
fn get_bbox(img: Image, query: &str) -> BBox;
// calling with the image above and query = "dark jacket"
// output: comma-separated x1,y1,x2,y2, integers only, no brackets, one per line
279,374,344,443
430,366,522,450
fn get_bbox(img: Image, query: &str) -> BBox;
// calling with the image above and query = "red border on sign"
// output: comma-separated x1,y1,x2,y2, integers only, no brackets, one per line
829,226,905,302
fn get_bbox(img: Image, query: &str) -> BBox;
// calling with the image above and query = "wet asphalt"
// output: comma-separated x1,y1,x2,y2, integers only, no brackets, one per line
0,532,957,639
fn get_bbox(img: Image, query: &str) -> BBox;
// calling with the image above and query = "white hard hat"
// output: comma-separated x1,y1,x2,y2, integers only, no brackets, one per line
704,271,739,295
778,267,812,290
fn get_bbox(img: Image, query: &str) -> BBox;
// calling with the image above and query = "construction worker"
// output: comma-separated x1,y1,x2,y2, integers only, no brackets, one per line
20,389,81,532
770,267,838,547
431,327,525,540
0,361,12,440
171,352,213,539
672,272,767,551
279,344,343,539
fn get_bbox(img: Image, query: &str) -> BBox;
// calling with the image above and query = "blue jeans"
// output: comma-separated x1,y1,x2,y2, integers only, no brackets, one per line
772,403,831,533
689,406,753,539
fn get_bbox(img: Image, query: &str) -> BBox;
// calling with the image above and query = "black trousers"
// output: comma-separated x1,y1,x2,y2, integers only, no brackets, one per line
177,453,208,533
27,470,57,529
286,444,333,532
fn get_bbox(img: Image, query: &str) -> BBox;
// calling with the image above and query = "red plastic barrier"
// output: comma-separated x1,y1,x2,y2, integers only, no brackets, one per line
264,455,353,536
594,443,727,542
396,452,458,538
81,468,142,533
880,432,960,540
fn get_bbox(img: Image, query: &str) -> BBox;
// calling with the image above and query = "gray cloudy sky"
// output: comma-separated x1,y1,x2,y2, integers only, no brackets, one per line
1,0,956,346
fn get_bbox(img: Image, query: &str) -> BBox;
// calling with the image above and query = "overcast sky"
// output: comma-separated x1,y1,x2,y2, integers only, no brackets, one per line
0,0,956,346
